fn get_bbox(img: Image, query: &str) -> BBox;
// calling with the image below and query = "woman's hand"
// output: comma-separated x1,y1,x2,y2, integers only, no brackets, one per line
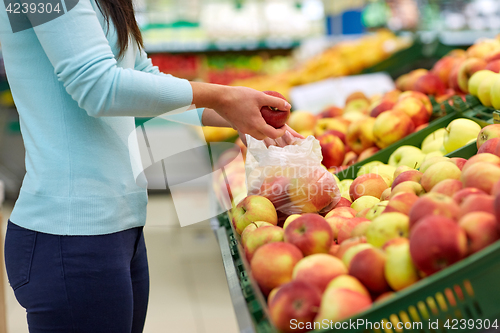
191,83,292,140
238,125,305,147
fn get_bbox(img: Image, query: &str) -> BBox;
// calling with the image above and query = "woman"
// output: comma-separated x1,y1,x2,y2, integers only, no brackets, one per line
0,0,300,332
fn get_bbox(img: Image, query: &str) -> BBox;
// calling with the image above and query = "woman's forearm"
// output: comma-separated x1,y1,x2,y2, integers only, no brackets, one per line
190,82,231,111
201,108,232,127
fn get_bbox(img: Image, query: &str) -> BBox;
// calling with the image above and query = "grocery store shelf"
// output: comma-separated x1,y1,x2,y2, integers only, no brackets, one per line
144,39,301,54
216,226,256,333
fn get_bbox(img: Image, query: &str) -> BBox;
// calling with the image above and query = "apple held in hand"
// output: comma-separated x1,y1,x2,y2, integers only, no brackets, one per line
269,281,322,333
260,91,290,128
410,215,467,276
292,254,347,292
251,242,303,295
232,195,278,235
284,214,334,256
373,110,415,149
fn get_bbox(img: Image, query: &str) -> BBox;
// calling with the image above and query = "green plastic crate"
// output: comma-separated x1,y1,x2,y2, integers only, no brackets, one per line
219,211,500,333
335,111,482,181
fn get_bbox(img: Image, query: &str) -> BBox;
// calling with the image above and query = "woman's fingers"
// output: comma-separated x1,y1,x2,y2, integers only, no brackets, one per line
260,93,292,111
283,125,305,139
258,122,286,140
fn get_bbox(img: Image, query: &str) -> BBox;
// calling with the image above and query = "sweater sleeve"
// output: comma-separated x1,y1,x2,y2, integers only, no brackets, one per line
29,0,193,117
134,49,171,77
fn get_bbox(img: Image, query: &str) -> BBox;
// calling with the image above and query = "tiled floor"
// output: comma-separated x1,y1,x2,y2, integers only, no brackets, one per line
1,194,239,333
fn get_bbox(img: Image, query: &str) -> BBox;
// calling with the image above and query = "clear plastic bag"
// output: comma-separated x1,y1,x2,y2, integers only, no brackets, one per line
245,135,341,216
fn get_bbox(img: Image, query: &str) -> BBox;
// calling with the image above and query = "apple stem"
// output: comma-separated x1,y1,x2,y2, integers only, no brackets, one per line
251,221,258,228
270,107,279,111
413,162,418,169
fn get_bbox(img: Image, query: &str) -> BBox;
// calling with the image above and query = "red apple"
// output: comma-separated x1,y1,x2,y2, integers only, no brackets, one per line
334,236,367,260
284,214,334,256
431,56,462,87
251,242,303,295
319,133,346,168
269,281,322,333
342,151,358,167
292,254,347,292
430,179,463,197
314,288,372,323
392,170,423,190
459,212,500,254
453,188,488,205
409,193,460,228
346,118,377,154
460,194,494,217
477,124,500,149
478,138,500,155
337,217,370,244
410,216,467,276
373,110,415,149
325,207,357,219
486,59,500,73
245,225,284,262
343,244,390,294
346,91,369,105
462,162,500,194
318,106,343,119
350,173,389,201
462,153,500,174
392,96,430,128
450,158,467,171
261,91,290,128
414,73,447,96
384,192,419,216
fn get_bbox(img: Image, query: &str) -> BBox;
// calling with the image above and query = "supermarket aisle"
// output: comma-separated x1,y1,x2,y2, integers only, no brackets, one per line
1,193,239,333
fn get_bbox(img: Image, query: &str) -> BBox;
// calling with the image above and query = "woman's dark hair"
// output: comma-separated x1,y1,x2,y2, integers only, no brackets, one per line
94,0,144,58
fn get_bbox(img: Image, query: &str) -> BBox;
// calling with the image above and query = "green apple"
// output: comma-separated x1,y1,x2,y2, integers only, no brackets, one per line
232,195,278,235
366,201,389,220
478,73,500,107
490,75,500,109
339,179,354,201
421,128,447,149
424,151,445,160
383,238,419,291
443,119,481,153
357,161,384,177
422,139,444,154
366,212,410,248
351,196,380,213
388,146,423,167
468,70,497,96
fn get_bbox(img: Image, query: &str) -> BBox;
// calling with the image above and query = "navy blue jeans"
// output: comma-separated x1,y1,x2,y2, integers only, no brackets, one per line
4,221,149,333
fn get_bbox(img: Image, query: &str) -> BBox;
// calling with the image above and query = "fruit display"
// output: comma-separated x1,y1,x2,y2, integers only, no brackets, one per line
285,90,438,171
395,36,500,102
218,120,500,332
233,30,411,100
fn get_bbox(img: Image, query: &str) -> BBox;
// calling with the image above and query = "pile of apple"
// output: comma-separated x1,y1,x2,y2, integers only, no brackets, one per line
286,90,434,171
230,124,500,333
396,37,500,100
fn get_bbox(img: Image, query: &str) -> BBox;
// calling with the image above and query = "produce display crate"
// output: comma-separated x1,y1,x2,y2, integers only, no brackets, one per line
335,110,480,181
216,210,500,333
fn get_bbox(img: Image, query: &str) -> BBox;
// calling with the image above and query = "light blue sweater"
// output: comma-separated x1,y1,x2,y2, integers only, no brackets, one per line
0,0,201,235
